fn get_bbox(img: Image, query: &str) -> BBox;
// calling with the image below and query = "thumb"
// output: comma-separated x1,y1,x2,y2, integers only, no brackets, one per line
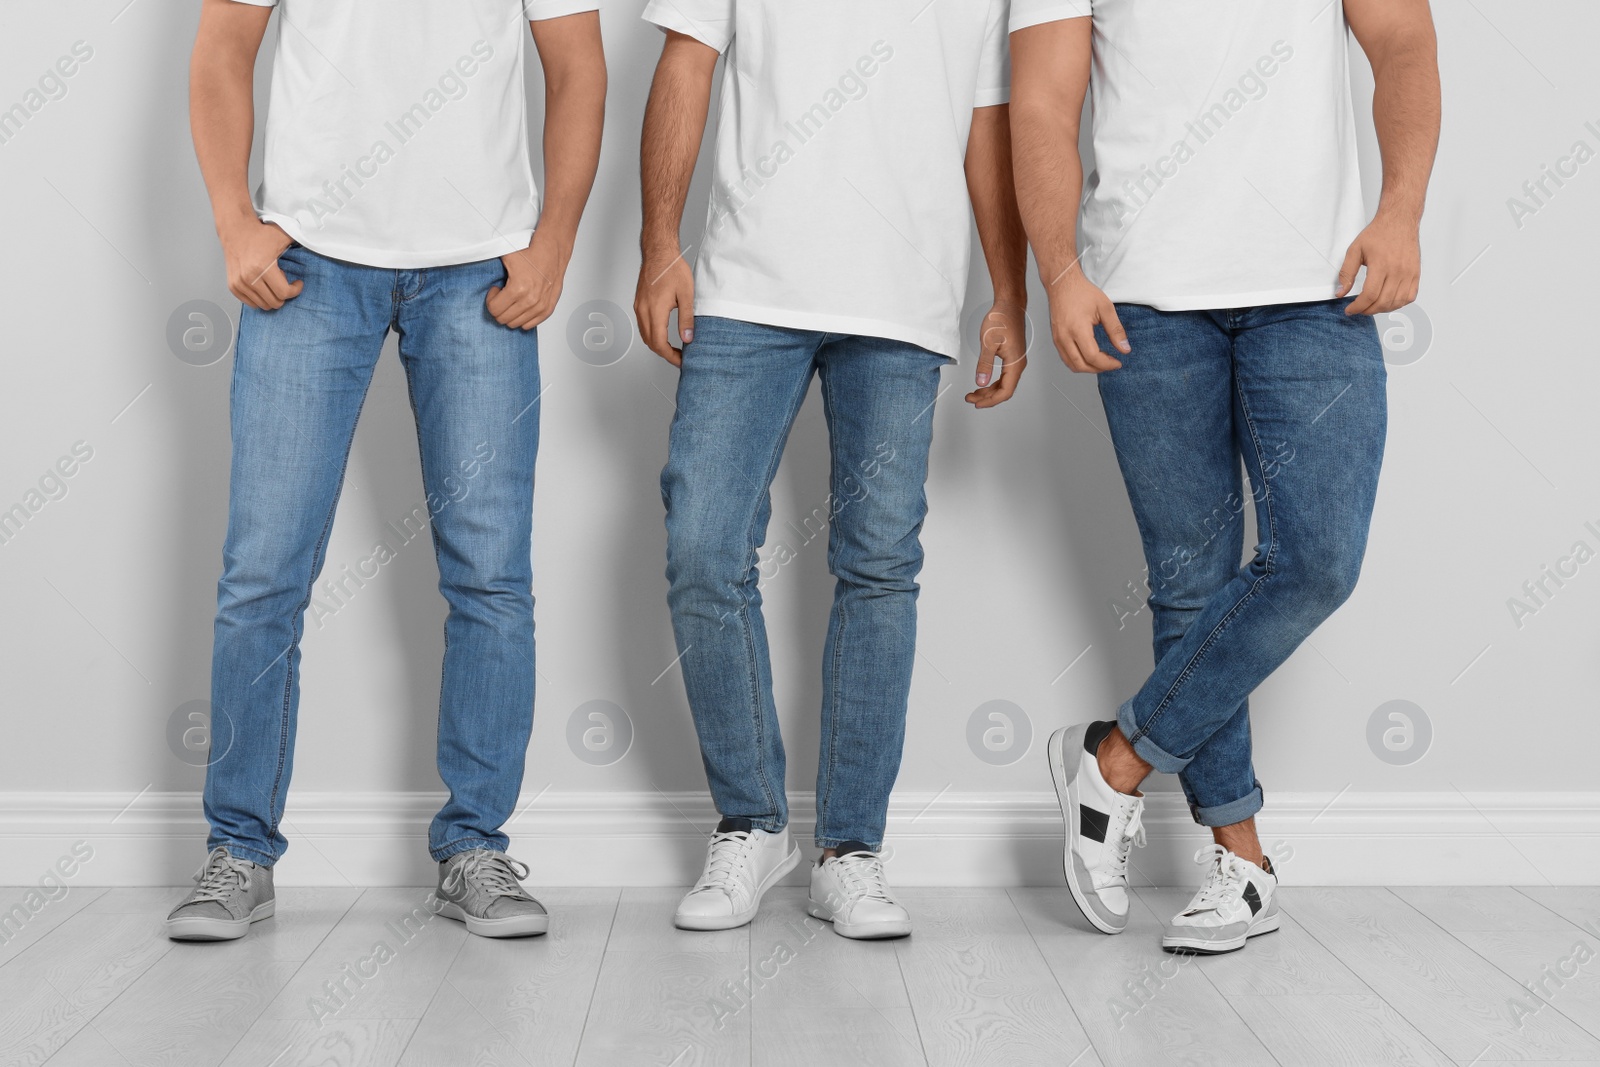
979,311,1006,385
1335,242,1363,298
1101,301,1130,354
678,297,695,347
975,344,998,388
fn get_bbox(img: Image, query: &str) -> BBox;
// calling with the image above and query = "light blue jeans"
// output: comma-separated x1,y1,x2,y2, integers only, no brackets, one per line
662,317,947,850
204,245,540,865
1096,299,1387,827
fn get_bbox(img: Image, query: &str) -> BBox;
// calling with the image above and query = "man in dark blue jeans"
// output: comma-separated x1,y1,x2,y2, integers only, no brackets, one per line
167,0,603,942
1009,0,1440,952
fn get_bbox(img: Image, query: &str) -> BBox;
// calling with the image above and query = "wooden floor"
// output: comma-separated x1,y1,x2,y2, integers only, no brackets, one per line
4,885,1600,1066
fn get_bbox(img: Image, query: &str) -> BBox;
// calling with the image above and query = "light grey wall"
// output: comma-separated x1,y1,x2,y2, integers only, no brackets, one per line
0,2,1595,815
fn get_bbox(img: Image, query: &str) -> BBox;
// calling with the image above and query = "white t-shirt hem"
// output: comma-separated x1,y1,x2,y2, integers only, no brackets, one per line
1008,6,1093,34
264,213,530,269
641,3,732,53
1107,283,1344,313
695,298,957,360
523,0,602,20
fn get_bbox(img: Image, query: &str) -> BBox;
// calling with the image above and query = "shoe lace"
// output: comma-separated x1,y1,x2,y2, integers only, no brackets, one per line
442,850,533,900
830,852,895,904
693,830,755,893
1103,801,1147,888
190,847,253,904
1186,844,1248,912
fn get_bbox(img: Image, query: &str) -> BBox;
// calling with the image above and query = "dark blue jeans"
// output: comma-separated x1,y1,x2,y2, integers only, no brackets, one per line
205,246,540,866
661,316,947,850
1096,299,1386,827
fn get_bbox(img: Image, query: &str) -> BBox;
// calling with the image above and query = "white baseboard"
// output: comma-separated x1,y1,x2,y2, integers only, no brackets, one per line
1,790,1596,888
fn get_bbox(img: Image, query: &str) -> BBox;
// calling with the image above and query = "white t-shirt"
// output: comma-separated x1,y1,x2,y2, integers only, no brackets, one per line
1010,0,1367,310
233,0,598,269
642,0,1012,359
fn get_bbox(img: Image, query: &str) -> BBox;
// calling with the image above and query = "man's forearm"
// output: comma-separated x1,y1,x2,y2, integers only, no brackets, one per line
1010,100,1086,288
1346,0,1441,226
189,5,268,236
966,105,1028,306
530,16,606,260
536,61,606,259
1368,37,1440,225
640,41,715,257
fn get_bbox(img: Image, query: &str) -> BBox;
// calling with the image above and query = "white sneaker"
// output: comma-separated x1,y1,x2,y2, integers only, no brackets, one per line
807,844,911,940
1049,721,1146,934
1163,845,1280,954
674,818,800,931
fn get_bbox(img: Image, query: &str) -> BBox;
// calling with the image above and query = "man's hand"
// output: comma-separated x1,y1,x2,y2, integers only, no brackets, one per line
965,301,1028,408
636,31,718,369
1336,213,1421,316
1047,269,1129,374
489,233,566,330
634,249,694,367
221,218,300,311
1341,0,1438,316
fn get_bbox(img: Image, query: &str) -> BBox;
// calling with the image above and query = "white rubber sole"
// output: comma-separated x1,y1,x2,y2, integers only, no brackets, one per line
436,900,549,938
1162,912,1281,954
674,844,801,931
1049,726,1126,935
165,899,275,942
805,897,912,940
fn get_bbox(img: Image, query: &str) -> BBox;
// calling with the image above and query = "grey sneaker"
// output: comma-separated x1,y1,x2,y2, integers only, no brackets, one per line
436,849,548,938
165,847,275,941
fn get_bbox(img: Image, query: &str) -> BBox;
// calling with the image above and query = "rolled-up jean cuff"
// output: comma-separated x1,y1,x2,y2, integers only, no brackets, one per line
1190,786,1264,828
1117,699,1189,774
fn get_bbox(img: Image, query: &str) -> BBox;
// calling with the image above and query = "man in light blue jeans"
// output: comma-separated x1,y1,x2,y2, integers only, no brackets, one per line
167,0,603,942
204,248,542,873
1010,0,1438,953
635,2,1028,939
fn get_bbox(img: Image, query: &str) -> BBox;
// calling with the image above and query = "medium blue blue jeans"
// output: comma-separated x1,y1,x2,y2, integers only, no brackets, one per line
1096,299,1386,827
204,245,540,865
662,317,946,850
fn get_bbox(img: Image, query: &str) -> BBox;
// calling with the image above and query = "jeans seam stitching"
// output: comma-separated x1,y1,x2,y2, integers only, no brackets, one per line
818,362,846,841
396,317,538,853
737,350,816,823
265,396,370,854
1137,354,1280,745
400,364,456,853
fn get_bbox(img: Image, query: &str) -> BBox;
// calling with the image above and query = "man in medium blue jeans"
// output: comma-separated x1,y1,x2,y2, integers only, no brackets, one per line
634,3,1028,939
1010,0,1439,953
660,320,942,863
168,0,603,942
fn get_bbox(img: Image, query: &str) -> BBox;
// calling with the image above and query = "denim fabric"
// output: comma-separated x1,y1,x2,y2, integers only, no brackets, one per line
204,245,540,865
661,316,947,850
1095,299,1386,826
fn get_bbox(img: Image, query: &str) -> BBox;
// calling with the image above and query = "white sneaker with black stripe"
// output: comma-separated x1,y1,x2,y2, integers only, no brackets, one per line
1163,845,1279,954
1049,721,1146,933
